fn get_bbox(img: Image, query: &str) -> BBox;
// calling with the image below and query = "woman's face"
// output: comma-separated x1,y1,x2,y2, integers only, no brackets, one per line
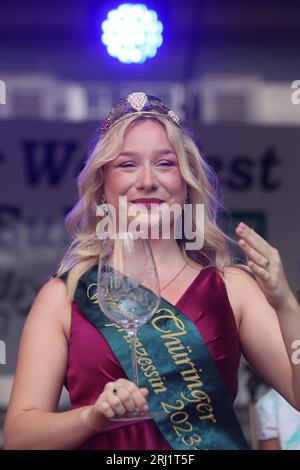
103,119,187,232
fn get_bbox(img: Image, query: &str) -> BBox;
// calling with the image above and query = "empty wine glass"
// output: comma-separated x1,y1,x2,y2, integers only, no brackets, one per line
97,231,161,421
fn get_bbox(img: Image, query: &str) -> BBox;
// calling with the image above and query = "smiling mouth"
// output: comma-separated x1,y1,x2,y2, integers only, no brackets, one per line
131,200,164,206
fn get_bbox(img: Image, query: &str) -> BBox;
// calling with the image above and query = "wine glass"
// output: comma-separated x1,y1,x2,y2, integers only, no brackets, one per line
97,231,161,421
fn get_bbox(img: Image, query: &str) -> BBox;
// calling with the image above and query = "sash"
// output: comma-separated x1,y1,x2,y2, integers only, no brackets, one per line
61,267,248,450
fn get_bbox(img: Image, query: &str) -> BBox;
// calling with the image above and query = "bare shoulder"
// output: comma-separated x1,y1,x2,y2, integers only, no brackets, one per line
221,264,256,286
218,265,258,329
29,276,72,341
38,275,69,299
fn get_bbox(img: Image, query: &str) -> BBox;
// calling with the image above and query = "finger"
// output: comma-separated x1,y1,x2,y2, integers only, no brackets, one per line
238,239,270,269
106,380,137,413
140,388,149,410
247,260,270,281
113,381,149,411
116,387,136,413
107,394,127,416
236,223,269,255
115,379,149,410
98,401,116,419
131,388,149,411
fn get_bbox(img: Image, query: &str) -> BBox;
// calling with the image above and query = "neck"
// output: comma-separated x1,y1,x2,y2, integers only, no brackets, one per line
148,238,185,268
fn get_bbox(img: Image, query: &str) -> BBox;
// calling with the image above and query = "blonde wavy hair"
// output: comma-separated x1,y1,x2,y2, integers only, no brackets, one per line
56,112,236,299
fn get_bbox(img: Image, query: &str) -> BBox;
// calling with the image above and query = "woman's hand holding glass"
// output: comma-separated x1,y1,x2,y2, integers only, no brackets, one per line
85,379,149,430
97,232,162,421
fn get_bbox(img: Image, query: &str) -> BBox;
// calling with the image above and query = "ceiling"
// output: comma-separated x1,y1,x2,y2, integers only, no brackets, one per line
0,0,299,81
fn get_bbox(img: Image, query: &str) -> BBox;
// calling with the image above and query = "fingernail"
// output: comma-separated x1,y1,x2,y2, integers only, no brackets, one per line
143,404,149,411
239,222,246,229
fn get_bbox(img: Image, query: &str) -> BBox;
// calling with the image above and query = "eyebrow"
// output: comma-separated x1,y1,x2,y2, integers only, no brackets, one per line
117,149,176,158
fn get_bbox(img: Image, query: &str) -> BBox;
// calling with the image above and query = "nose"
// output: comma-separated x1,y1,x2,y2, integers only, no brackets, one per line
136,165,159,192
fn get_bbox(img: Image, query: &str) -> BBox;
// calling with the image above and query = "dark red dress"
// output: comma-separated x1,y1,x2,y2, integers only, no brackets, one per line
65,266,241,450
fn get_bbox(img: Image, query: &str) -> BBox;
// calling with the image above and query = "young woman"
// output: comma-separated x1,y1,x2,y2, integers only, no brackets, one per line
4,92,300,450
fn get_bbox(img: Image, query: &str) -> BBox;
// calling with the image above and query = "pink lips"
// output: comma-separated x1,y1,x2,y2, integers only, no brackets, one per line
131,198,164,207
131,199,164,210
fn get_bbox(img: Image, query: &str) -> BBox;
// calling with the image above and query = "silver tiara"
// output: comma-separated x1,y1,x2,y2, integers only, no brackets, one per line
101,92,181,135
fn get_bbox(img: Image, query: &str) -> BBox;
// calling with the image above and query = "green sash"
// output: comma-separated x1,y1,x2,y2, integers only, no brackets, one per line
61,267,248,450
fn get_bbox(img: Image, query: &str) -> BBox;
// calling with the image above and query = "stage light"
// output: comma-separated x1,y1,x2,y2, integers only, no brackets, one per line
101,3,163,64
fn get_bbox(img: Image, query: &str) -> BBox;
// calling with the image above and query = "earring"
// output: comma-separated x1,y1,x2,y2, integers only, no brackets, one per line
98,194,108,215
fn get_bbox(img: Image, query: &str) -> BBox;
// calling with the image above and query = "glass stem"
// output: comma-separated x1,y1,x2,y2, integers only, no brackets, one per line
128,328,139,388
